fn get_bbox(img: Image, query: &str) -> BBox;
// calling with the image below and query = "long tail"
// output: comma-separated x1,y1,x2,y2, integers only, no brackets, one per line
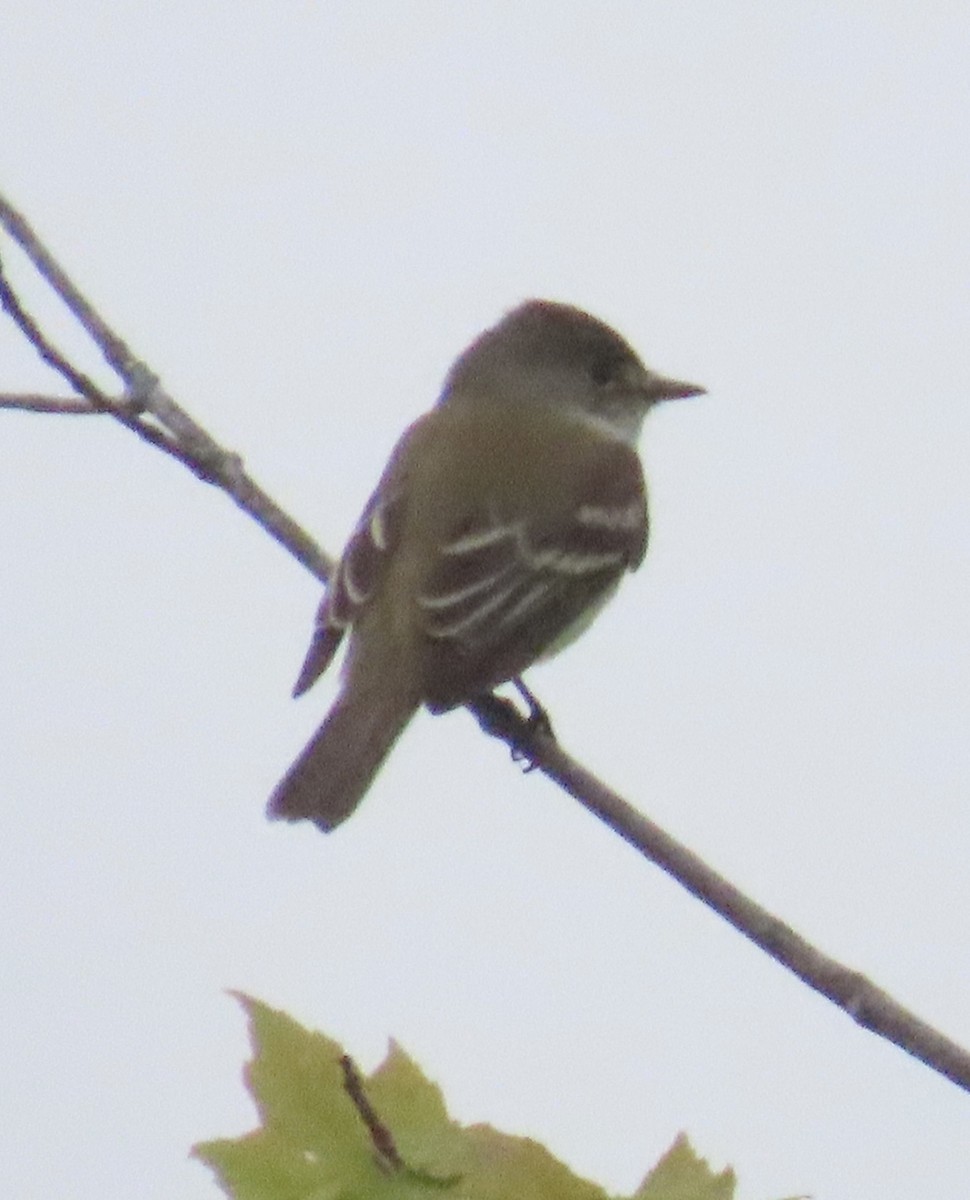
267,677,416,832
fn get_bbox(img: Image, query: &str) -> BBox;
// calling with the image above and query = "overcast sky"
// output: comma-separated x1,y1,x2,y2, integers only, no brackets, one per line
2,5,968,1198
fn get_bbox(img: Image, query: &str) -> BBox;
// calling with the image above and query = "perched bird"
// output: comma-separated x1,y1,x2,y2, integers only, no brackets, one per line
268,300,703,831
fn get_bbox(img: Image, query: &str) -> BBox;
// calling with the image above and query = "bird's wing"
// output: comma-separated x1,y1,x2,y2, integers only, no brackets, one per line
417,441,647,709
290,418,429,697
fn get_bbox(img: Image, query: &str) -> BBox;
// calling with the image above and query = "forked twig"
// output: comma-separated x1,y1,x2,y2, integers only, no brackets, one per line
0,193,334,581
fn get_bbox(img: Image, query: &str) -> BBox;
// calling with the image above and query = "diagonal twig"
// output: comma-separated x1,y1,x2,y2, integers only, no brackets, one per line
339,1055,404,1171
470,693,970,1091
0,393,117,414
0,193,137,379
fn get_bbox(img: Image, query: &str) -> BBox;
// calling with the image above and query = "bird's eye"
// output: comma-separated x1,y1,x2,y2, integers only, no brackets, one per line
588,357,617,386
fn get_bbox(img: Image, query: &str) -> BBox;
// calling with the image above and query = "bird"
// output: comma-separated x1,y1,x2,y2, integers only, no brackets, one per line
268,299,704,831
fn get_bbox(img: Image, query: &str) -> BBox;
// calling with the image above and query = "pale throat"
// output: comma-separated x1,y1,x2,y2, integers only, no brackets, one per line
569,401,647,447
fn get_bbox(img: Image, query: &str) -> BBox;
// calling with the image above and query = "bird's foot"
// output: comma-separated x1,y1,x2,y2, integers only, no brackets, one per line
469,680,555,772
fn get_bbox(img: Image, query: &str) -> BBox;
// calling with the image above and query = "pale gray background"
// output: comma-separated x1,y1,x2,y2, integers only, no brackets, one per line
1,4,968,1198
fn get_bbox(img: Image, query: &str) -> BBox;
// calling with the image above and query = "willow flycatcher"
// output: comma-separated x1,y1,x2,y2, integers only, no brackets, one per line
268,300,703,830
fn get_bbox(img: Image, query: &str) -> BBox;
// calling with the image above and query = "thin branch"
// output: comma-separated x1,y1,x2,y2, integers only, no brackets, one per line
0,393,113,414
469,694,970,1091
0,252,117,408
339,1054,460,1186
2,190,968,1095
125,363,336,580
339,1055,403,1171
0,194,136,379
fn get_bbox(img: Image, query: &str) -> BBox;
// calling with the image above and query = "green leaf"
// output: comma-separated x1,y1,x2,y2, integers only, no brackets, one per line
634,1134,736,1200
195,995,741,1200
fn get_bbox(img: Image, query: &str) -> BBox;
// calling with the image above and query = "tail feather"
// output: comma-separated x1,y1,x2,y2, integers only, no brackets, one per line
267,682,416,832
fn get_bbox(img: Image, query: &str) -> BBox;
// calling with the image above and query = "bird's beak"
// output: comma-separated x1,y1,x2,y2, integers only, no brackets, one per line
642,370,706,403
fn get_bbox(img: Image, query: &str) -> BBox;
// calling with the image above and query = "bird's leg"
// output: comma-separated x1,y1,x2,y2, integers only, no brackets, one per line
512,678,555,741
